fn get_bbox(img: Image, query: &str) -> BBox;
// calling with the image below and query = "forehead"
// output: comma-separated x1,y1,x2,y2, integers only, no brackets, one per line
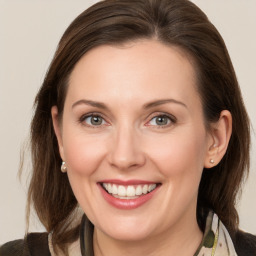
67,40,201,110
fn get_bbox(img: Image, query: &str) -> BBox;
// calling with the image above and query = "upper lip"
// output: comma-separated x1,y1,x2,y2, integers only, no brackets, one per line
98,179,160,185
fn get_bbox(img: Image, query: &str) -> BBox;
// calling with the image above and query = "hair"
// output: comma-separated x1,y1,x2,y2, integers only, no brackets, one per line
27,0,250,254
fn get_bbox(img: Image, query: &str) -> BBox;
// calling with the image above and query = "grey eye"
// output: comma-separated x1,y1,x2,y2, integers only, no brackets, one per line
149,115,171,126
84,115,105,126
155,116,169,125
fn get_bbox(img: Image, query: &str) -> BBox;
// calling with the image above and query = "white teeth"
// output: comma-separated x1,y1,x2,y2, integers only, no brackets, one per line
118,185,126,196
112,184,118,195
135,186,142,196
102,183,157,197
113,195,138,200
127,186,136,197
142,185,148,194
107,183,112,194
148,184,156,192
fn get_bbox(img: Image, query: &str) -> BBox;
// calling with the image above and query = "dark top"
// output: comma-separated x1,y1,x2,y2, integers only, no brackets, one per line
0,233,50,256
1,218,256,256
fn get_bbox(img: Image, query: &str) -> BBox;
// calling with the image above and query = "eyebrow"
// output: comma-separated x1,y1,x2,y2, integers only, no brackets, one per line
143,99,187,109
72,98,187,110
72,99,109,110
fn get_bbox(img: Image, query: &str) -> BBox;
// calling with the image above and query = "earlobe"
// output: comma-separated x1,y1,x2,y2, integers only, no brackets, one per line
51,106,65,160
204,110,232,168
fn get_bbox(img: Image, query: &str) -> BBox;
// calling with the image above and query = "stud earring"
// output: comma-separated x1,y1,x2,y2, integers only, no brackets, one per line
61,161,67,173
210,159,214,164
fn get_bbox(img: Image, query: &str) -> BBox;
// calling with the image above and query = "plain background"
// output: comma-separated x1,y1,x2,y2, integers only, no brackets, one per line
0,0,255,245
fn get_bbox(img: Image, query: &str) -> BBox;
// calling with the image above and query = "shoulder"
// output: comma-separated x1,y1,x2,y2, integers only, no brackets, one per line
233,230,256,256
0,239,24,256
0,233,51,256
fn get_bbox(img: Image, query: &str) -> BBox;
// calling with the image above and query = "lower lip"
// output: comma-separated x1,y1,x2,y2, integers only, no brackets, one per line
98,184,160,210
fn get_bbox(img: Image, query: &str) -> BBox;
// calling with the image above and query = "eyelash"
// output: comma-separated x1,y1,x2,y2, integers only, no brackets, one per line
79,112,176,128
79,113,108,128
145,113,176,128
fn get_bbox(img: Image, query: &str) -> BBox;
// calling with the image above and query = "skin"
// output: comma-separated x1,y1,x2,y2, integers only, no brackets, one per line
52,40,232,256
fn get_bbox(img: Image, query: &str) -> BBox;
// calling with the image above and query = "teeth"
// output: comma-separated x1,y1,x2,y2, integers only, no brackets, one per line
102,183,157,197
112,184,118,195
118,185,126,196
113,195,138,200
107,183,112,194
142,185,148,194
135,186,142,196
127,186,136,197
148,184,156,192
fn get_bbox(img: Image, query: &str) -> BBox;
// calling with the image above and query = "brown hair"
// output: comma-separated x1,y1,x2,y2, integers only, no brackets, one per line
27,0,250,254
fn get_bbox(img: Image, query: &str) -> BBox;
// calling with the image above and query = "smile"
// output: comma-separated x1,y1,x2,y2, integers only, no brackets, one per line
98,181,161,209
102,183,157,199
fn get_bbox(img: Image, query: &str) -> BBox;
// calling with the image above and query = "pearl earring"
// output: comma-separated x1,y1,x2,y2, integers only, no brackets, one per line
61,161,67,173
210,159,214,164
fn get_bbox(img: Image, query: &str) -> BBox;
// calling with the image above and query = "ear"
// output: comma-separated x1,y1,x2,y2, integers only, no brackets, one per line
51,106,65,160
204,110,232,168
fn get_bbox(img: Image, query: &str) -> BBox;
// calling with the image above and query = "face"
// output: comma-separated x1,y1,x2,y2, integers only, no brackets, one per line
53,40,213,242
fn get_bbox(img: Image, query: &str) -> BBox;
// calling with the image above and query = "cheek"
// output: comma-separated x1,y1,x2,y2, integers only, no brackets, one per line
62,130,107,177
146,128,207,178
146,128,208,214
62,131,107,215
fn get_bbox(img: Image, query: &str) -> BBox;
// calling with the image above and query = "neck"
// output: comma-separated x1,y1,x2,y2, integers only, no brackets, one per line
93,209,203,256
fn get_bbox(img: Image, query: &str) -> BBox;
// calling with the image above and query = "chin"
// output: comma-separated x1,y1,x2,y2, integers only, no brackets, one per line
95,215,158,242
103,228,153,242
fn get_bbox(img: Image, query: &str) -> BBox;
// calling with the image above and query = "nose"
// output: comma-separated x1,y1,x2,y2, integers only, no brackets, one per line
107,125,146,171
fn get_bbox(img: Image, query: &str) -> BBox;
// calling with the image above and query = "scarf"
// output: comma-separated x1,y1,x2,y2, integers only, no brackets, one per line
195,211,237,256
49,211,238,255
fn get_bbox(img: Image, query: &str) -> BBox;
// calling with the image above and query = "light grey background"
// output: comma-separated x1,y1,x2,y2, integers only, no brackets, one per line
0,0,255,244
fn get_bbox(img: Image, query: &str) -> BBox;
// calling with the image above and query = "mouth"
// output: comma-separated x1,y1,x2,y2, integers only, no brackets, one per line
101,182,159,199
98,180,161,209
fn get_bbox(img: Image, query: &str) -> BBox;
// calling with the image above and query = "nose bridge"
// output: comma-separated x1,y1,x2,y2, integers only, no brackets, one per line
108,122,145,170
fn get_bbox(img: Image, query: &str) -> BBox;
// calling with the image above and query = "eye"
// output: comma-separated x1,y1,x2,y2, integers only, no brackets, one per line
80,114,107,127
146,114,175,127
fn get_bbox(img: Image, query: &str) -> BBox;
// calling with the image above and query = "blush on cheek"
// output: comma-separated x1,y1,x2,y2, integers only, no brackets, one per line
149,135,205,177
64,142,104,176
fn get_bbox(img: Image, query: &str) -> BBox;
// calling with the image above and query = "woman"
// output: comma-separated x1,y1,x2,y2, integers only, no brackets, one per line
1,0,255,255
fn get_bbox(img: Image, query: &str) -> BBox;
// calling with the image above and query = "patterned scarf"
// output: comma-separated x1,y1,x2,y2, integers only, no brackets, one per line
58,211,238,255
195,211,237,256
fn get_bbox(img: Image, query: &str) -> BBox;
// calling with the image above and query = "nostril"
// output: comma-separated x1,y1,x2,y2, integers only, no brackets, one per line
107,133,146,169
108,151,146,170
